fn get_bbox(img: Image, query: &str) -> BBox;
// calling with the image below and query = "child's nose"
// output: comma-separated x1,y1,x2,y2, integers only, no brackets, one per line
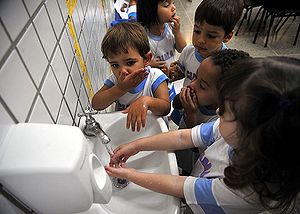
171,4,176,11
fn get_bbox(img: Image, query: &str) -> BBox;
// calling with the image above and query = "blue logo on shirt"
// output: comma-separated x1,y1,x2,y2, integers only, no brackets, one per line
157,50,174,61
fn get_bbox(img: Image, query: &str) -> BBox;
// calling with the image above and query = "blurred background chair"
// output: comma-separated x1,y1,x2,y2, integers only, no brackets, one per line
252,0,300,47
235,0,264,36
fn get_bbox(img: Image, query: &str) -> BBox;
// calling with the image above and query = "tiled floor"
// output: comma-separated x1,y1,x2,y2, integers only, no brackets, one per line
175,0,300,58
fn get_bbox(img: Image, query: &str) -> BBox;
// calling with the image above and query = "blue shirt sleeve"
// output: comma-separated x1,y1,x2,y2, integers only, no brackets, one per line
194,178,225,214
200,120,216,147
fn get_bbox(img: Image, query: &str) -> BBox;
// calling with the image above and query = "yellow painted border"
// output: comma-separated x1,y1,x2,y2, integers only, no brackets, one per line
66,0,94,100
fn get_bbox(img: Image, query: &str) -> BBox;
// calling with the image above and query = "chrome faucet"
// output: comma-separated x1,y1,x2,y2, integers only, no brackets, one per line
78,111,113,155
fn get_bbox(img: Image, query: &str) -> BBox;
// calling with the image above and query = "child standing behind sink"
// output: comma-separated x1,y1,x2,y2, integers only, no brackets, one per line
106,56,300,213
92,22,170,132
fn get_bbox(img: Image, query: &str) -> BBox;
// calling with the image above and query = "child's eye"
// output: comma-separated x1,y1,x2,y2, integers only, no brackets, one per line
193,29,201,34
110,64,119,69
207,34,217,39
199,82,206,90
127,60,136,66
161,1,170,7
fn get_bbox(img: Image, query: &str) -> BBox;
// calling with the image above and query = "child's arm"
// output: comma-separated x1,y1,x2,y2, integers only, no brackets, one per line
170,15,186,53
92,85,127,110
123,81,170,131
110,128,194,164
105,165,187,198
92,68,148,110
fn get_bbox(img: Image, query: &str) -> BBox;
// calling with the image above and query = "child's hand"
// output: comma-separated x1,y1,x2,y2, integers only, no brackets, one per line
117,67,148,91
170,15,181,34
150,58,166,70
105,163,135,180
122,96,149,132
168,61,183,82
110,142,139,166
179,87,198,113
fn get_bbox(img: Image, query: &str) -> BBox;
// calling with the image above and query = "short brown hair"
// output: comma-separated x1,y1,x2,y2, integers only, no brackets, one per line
101,22,150,60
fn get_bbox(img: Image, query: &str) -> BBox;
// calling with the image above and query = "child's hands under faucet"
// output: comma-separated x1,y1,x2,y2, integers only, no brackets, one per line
109,141,140,166
105,162,134,180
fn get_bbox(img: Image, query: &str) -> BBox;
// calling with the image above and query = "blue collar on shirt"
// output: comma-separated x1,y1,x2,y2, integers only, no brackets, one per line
195,42,228,62
146,23,168,41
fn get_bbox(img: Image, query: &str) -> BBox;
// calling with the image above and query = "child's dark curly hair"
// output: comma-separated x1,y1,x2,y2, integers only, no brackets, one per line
210,49,251,83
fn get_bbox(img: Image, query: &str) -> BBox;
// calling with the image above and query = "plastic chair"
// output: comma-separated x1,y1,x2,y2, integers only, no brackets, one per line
253,1,300,47
235,0,264,36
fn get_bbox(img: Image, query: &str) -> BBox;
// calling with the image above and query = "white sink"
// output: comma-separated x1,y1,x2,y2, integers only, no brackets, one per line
78,111,180,214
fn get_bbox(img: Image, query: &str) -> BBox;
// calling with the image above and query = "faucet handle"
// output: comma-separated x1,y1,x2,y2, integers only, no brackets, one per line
77,110,98,118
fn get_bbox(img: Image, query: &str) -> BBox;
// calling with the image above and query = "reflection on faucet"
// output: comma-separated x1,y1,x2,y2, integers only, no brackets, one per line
78,111,113,155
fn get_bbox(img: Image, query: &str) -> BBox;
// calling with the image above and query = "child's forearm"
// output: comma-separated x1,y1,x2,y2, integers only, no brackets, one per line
127,170,187,198
135,129,193,151
92,86,127,110
174,32,186,53
147,97,171,116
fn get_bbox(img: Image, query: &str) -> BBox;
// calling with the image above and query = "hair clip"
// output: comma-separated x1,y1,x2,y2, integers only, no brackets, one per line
110,18,136,27
278,99,292,109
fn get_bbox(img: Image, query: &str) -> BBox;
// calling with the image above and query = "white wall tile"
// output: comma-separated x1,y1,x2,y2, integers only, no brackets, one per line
70,60,83,94
51,48,68,90
0,0,29,40
24,0,43,16
40,67,63,120
29,95,54,123
33,5,57,59
57,99,73,125
0,0,114,131
57,0,68,22
17,24,48,86
65,80,78,116
0,23,10,60
45,0,64,38
0,51,36,122
60,29,74,70
0,103,15,125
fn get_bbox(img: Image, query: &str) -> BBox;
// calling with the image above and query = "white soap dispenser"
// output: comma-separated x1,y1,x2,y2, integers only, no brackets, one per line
0,123,112,214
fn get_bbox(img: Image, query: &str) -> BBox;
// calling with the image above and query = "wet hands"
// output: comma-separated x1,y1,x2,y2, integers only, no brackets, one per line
105,143,138,179
116,67,148,92
122,97,149,132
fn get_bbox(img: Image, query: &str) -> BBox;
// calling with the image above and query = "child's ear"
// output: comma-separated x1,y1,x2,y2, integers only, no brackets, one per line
223,31,234,43
144,51,153,66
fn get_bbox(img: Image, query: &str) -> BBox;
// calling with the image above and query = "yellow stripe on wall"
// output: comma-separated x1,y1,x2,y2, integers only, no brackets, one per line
66,0,94,100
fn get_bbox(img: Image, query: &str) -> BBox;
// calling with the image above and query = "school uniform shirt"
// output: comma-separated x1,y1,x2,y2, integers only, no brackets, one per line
178,43,227,87
104,66,168,111
184,119,263,214
146,23,176,69
145,24,177,101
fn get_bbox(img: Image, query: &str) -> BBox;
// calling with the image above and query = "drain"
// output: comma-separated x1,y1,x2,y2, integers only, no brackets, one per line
112,177,129,189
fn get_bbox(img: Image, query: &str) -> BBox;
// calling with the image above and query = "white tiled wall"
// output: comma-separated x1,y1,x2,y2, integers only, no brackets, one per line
0,0,114,131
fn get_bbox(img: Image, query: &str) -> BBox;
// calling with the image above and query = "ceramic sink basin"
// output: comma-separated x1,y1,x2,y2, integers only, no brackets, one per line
78,111,180,214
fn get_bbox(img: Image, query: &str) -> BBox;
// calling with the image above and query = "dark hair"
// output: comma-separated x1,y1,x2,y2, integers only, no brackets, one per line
219,56,300,212
194,0,244,35
101,22,150,60
137,0,164,28
210,49,251,78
